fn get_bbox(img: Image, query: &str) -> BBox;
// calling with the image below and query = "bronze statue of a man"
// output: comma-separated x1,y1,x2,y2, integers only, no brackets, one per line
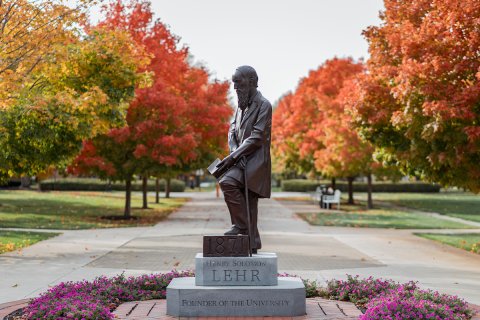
215,66,272,254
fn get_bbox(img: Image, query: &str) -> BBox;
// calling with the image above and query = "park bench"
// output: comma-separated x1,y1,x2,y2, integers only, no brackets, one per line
322,189,341,209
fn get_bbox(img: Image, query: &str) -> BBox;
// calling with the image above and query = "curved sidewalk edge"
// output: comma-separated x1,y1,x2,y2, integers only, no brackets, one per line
0,299,29,320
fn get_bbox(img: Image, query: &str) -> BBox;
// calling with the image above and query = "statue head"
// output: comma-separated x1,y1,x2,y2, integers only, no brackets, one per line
232,65,258,110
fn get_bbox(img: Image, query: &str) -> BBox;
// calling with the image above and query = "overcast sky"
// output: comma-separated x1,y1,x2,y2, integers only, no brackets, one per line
90,0,385,104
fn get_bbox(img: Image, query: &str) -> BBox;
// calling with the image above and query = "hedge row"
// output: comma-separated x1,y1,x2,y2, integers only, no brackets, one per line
39,178,185,192
281,179,440,193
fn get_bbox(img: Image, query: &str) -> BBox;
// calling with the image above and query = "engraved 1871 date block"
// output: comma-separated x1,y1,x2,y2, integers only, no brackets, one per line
203,235,249,257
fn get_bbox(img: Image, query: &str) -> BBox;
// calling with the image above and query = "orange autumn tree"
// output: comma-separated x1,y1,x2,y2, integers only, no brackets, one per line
0,0,88,108
273,58,376,206
352,0,480,191
70,0,231,217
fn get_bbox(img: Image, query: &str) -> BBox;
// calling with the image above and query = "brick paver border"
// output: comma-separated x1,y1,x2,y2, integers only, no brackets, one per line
0,299,30,319
113,297,362,319
0,298,478,319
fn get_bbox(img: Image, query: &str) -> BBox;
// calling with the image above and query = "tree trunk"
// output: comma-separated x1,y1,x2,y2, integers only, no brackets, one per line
165,177,171,198
20,176,31,188
124,179,132,218
142,176,148,209
367,173,373,209
347,177,354,204
331,177,336,190
155,178,160,204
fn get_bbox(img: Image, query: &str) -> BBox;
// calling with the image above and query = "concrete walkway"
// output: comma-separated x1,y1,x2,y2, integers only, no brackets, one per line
0,191,479,308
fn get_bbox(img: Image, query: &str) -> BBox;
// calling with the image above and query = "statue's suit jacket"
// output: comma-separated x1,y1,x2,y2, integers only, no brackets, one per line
227,91,272,198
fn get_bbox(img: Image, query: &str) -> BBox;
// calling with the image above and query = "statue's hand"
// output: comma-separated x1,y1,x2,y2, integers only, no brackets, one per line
216,155,235,173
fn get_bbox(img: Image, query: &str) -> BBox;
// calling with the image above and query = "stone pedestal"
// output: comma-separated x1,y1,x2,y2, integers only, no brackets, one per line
166,250,306,317
167,277,306,317
195,252,278,286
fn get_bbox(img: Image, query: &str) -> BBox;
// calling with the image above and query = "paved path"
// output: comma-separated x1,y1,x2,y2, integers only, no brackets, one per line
276,198,480,303
0,191,480,312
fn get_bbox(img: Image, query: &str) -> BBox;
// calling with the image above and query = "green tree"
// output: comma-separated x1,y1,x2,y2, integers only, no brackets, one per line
0,7,149,182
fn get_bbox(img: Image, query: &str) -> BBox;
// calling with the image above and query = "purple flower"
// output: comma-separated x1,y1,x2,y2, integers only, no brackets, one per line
24,270,194,320
318,275,474,320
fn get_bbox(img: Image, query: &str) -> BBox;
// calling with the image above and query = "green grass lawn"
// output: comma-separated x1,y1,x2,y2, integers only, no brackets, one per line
416,233,480,254
298,204,473,229
357,192,480,223
0,230,59,254
0,190,187,229
276,196,474,229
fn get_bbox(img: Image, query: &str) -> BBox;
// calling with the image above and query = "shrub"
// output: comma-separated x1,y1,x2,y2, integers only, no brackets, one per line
24,270,194,320
281,179,319,192
23,273,475,320
281,179,440,193
303,278,319,298
39,178,185,192
362,285,474,320
319,275,474,320
318,275,399,307
363,295,462,320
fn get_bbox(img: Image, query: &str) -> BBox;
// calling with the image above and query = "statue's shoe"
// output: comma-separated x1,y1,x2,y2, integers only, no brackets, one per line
224,225,247,235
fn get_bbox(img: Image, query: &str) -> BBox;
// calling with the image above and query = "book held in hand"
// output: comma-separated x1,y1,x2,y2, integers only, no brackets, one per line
207,158,227,179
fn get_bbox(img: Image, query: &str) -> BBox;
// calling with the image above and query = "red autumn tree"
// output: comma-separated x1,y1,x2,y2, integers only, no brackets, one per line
272,93,313,176
273,58,377,206
129,66,231,201
70,0,232,216
70,129,138,215
103,0,231,201
351,0,480,191
273,89,320,177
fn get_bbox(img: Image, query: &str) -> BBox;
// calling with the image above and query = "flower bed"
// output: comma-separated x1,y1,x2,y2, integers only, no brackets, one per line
19,273,476,320
319,275,475,320
22,270,194,320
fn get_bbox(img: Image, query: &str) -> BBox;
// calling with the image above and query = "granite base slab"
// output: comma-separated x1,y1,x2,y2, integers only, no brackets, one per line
195,252,277,286
166,276,306,317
